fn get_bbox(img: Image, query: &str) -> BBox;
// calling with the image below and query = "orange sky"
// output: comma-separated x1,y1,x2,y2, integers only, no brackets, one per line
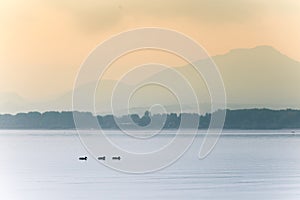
0,0,300,100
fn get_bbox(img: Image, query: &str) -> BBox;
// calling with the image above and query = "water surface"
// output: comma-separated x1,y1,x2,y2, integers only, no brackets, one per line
1,130,300,200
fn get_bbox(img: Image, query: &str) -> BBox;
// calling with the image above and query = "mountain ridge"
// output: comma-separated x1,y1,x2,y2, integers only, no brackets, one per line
1,45,299,114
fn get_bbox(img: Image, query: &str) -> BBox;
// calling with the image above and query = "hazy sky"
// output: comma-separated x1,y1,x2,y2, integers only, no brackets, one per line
1,0,300,100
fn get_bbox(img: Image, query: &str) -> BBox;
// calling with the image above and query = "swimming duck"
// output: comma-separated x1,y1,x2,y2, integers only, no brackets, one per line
79,156,88,161
112,156,121,160
98,156,106,160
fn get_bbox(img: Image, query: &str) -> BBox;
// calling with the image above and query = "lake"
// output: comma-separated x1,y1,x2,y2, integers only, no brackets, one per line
1,130,300,200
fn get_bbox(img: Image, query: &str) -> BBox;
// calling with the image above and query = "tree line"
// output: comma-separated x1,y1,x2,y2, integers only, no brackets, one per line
0,108,300,130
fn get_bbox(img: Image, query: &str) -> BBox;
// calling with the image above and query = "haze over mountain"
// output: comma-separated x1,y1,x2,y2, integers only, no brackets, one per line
216,45,300,107
1,45,299,114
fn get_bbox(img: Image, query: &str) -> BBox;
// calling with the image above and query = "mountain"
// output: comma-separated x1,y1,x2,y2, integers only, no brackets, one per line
1,46,299,114
0,92,29,114
0,80,131,114
136,45,300,113
214,46,300,108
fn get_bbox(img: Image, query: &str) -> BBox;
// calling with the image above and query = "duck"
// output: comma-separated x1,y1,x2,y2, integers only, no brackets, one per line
112,156,121,160
79,156,88,161
98,156,106,160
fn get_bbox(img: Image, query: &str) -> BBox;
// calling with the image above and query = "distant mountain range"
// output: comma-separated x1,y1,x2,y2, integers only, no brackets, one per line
1,46,300,114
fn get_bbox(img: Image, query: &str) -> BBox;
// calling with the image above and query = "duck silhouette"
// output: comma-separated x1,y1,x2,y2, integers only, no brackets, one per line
112,156,121,160
79,156,88,161
98,156,106,160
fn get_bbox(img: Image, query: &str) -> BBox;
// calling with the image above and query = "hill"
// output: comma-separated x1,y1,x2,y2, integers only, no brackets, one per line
1,46,300,114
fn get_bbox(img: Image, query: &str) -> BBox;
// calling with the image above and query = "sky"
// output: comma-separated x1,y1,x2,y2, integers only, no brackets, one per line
0,0,300,101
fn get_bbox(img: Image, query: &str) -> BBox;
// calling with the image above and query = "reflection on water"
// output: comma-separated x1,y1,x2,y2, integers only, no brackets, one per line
0,130,300,200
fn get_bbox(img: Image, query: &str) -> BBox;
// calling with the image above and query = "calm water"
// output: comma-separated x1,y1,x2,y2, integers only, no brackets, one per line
1,130,300,200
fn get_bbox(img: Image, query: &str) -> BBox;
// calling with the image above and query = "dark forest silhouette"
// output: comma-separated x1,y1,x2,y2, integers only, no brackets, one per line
0,109,300,130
